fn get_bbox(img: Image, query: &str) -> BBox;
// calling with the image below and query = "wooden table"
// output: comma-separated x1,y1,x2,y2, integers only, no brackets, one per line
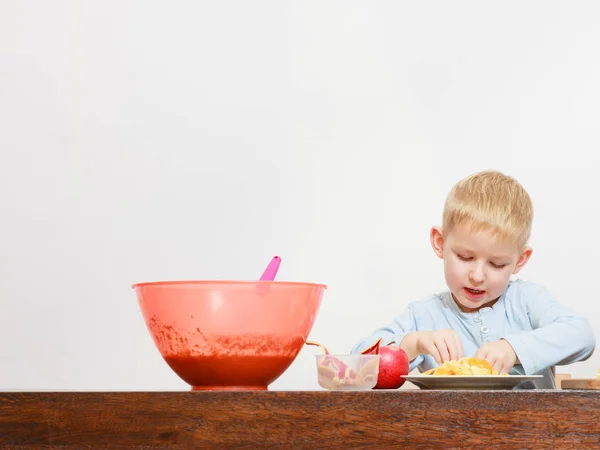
1,390,599,448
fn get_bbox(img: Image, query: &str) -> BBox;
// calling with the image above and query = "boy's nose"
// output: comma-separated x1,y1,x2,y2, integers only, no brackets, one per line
469,268,485,284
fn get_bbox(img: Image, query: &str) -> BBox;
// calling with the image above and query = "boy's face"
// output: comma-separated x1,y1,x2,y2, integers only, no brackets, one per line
430,223,532,313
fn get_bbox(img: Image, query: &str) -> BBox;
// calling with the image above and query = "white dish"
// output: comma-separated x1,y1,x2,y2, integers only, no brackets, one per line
403,374,543,390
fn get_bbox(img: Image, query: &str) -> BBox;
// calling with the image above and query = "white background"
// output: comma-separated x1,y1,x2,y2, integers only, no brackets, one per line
1,1,599,391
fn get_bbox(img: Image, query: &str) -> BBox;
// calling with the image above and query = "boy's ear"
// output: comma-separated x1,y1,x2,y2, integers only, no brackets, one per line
430,226,445,259
512,246,533,274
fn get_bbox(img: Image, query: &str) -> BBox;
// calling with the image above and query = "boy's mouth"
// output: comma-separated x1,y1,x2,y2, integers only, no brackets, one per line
464,287,486,299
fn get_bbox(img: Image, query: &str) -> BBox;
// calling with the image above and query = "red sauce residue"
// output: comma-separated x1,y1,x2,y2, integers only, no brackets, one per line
147,316,305,389
164,354,297,390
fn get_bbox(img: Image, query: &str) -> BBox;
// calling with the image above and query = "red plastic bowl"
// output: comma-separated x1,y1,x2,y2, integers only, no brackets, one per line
133,280,326,390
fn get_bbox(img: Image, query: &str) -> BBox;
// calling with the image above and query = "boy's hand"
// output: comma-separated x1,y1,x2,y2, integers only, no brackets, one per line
474,339,517,374
414,330,464,365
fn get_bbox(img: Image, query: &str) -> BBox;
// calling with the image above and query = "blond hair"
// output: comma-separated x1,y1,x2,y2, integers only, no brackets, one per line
443,170,533,249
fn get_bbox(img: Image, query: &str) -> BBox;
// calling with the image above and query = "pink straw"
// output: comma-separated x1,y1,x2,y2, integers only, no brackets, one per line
259,256,281,281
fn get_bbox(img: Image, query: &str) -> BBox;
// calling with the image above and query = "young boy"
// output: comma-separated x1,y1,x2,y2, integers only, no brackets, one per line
351,170,595,389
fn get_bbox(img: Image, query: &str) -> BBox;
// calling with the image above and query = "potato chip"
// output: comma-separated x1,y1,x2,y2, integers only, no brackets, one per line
460,357,494,372
423,357,502,376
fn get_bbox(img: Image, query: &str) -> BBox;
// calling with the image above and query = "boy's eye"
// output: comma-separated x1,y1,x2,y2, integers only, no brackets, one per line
490,262,507,269
457,254,472,261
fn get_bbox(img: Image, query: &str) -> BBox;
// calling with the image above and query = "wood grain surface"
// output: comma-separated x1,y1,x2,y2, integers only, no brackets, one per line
1,390,599,448
561,378,600,390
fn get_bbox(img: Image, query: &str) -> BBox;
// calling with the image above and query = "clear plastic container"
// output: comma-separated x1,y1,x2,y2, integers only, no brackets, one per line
315,354,380,390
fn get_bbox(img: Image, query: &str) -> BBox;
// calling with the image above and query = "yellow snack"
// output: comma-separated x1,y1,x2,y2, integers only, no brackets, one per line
422,357,501,376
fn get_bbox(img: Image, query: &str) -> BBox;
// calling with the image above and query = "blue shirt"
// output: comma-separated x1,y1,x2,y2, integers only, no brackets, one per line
350,279,596,389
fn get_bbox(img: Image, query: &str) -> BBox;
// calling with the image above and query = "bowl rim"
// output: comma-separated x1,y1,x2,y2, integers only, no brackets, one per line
132,280,328,289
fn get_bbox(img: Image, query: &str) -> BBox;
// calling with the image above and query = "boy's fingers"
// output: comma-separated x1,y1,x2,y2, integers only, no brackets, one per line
497,356,512,375
452,333,463,360
435,338,451,363
474,347,487,361
445,337,459,361
492,359,503,375
448,332,463,360
423,342,443,365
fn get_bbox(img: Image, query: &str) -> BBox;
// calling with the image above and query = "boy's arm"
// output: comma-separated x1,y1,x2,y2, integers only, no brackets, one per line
350,306,425,372
501,284,596,374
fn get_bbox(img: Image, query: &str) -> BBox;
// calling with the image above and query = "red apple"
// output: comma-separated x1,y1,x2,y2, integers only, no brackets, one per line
361,338,409,389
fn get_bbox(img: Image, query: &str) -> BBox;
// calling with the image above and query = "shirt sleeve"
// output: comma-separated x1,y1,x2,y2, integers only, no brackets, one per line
350,305,425,372
501,283,596,375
